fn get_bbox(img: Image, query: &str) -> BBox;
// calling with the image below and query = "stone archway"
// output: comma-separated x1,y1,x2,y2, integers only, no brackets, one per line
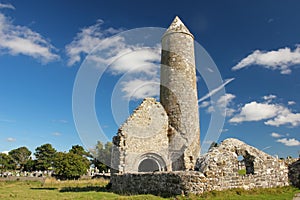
137,153,167,172
138,159,160,172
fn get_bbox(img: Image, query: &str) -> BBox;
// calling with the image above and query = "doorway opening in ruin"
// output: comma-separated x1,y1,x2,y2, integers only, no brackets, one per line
138,159,160,172
136,153,167,172
236,151,255,175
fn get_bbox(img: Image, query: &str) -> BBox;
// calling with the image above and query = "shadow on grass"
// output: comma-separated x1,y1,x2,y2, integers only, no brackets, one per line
30,187,58,190
59,185,108,193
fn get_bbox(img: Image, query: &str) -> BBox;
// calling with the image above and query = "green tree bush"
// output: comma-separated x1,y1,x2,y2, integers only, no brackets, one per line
91,141,112,172
34,143,57,171
53,145,90,179
9,147,31,170
0,153,15,172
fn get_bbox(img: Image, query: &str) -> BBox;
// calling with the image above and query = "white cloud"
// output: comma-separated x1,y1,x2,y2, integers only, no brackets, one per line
277,138,300,146
6,137,16,142
229,101,278,123
0,3,15,10
221,128,229,133
201,93,236,117
265,112,300,127
230,100,300,127
52,119,68,124
65,19,122,66
0,13,59,63
121,78,159,100
110,48,160,75
288,101,296,105
263,94,276,102
198,78,235,102
270,132,283,138
262,146,272,150
217,93,236,117
207,67,214,72
66,20,163,100
232,45,300,74
52,132,61,136
199,101,210,108
217,93,236,107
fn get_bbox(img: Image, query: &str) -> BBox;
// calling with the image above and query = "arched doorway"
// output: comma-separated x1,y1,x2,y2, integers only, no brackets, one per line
136,153,167,172
138,159,160,172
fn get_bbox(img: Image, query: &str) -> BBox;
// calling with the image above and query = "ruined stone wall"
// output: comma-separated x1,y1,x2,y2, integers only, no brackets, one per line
111,98,171,173
196,138,289,190
111,138,289,196
289,159,300,188
111,169,289,196
111,171,209,196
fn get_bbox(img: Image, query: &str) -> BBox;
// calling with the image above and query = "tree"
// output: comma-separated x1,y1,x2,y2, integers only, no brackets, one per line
53,152,90,179
34,143,57,171
9,147,31,171
69,145,90,157
91,141,112,172
24,158,37,172
0,153,15,172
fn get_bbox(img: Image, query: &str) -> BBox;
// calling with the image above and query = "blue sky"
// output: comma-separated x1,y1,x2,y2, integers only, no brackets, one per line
0,0,299,158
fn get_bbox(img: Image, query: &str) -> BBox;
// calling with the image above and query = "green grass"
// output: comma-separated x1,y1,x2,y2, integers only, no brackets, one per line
238,169,246,175
0,178,298,200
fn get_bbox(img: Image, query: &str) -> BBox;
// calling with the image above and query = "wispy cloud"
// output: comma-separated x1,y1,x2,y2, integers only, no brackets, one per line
0,12,59,63
277,138,300,146
65,19,122,66
0,119,15,123
0,3,15,10
200,93,236,118
6,137,16,142
110,48,160,76
198,78,235,102
52,119,68,124
262,146,272,150
52,132,61,136
288,101,296,105
121,78,159,100
232,45,300,74
66,20,161,100
263,94,276,102
270,132,283,138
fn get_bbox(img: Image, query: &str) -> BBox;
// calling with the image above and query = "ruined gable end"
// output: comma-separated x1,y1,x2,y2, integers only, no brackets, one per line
111,98,172,173
195,138,289,190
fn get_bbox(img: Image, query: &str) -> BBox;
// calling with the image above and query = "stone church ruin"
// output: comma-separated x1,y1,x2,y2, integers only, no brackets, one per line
110,17,293,195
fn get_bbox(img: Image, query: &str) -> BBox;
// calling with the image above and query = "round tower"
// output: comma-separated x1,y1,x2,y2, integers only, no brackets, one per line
160,16,200,170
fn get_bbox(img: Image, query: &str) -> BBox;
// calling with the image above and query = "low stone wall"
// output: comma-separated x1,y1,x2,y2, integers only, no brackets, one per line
110,171,209,196
0,176,45,183
110,170,289,196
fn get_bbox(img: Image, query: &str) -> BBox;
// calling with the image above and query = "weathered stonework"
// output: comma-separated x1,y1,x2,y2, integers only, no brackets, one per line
110,17,291,196
112,98,171,173
161,16,200,170
112,16,200,174
195,138,289,190
111,139,290,195
289,159,300,188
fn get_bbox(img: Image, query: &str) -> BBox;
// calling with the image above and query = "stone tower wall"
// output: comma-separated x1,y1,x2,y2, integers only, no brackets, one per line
160,17,200,170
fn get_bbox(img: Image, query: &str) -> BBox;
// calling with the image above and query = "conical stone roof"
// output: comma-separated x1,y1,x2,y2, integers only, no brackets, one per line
162,16,193,38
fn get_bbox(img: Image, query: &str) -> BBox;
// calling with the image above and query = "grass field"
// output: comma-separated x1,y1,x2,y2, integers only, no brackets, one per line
0,178,299,200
